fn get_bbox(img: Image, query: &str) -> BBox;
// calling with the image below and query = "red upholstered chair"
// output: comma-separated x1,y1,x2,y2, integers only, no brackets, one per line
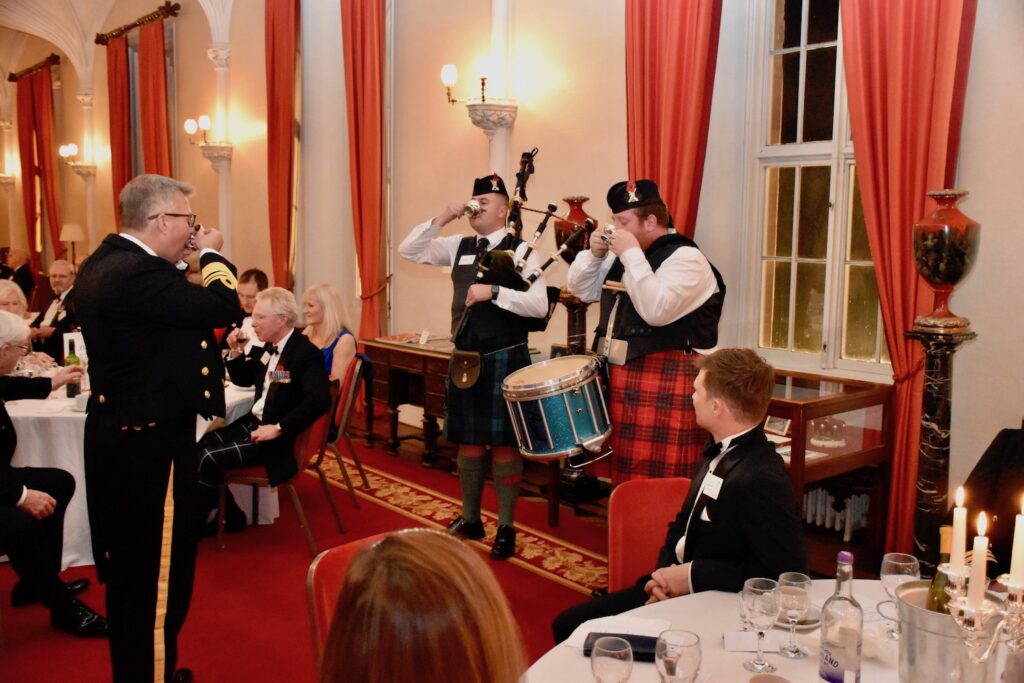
217,381,342,556
306,532,391,666
607,476,691,592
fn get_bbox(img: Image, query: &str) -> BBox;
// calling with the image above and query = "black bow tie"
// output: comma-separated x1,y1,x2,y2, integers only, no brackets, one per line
702,440,724,460
264,343,278,356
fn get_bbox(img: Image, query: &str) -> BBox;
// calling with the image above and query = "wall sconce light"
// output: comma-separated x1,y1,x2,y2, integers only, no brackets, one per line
183,115,212,145
439,59,516,139
58,143,96,178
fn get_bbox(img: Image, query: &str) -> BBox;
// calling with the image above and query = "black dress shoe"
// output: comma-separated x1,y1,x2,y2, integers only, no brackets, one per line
446,517,485,540
172,668,194,682
490,525,516,560
51,598,108,638
11,578,91,607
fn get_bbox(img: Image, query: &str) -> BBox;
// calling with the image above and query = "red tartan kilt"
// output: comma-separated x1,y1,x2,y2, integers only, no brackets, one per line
606,349,707,484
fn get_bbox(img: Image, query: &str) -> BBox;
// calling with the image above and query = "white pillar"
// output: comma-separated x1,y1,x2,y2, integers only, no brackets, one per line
204,45,233,254
76,92,98,249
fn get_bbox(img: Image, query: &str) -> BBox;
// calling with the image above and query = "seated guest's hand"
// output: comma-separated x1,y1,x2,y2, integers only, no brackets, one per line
36,324,56,339
644,563,692,604
17,489,57,519
250,424,282,443
33,351,55,365
51,365,85,389
226,327,249,353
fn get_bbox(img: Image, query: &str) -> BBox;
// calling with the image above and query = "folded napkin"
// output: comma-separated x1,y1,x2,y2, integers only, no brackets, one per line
722,630,782,652
564,616,671,649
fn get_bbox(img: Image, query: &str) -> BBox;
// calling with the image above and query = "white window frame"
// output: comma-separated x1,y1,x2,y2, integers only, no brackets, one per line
738,0,891,382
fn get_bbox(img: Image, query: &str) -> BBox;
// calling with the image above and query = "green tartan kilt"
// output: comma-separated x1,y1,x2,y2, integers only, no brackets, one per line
444,343,531,446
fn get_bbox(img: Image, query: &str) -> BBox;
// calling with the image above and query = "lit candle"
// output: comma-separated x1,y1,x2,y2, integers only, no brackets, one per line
951,486,968,572
967,512,989,609
1010,496,1024,587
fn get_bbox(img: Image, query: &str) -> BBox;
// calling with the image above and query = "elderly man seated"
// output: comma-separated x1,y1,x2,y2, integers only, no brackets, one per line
30,259,76,362
197,287,330,532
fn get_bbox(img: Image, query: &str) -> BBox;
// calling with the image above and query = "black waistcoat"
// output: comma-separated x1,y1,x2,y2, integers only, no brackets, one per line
450,234,532,352
592,233,726,359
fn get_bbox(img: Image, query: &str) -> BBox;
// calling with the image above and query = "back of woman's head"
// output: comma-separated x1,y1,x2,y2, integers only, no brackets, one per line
320,528,526,683
0,308,30,346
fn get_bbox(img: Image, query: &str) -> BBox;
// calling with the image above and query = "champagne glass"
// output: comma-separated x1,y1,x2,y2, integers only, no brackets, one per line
880,552,920,639
741,577,780,674
591,636,633,683
655,629,701,683
778,571,812,658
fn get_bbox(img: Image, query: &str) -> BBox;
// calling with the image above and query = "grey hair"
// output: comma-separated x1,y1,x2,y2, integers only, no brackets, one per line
0,309,30,346
0,279,28,315
119,174,194,231
255,287,299,326
50,259,74,275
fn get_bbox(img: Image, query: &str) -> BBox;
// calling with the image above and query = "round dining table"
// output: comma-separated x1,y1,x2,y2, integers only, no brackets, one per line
527,578,900,682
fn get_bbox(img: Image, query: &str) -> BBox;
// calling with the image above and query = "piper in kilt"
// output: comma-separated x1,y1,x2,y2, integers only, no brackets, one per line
566,179,726,484
398,174,548,559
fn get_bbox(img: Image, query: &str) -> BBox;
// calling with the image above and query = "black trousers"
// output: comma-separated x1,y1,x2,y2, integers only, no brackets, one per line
551,584,649,644
85,411,201,683
0,466,75,609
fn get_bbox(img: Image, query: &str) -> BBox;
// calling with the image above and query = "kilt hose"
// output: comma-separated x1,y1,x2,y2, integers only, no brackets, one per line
85,410,202,683
607,349,707,485
444,343,531,446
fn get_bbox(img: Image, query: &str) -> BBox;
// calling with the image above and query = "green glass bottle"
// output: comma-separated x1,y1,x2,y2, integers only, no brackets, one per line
65,339,81,398
926,525,953,614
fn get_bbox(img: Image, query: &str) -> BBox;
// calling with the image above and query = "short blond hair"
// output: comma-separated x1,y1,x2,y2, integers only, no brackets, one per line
0,279,28,316
255,287,299,326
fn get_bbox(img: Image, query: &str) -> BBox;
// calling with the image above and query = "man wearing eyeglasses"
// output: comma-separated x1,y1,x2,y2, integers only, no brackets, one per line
74,174,241,683
30,259,77,363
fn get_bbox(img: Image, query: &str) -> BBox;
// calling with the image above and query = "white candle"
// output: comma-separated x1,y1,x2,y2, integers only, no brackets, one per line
1009,496,1024,587
967,512,989,609
951,486,967,572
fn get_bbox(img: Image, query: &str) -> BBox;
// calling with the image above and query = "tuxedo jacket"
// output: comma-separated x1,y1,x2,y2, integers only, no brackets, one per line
225,332,330,486
30,288,77,362
74,233,240,425
652,427,808,593
0,376,54,505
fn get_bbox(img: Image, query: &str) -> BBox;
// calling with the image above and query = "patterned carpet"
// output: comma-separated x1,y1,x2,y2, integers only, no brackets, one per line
310,456,608,595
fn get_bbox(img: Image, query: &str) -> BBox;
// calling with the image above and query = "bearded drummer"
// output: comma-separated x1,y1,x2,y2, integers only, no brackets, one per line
565,179,726,483
398,174,548,560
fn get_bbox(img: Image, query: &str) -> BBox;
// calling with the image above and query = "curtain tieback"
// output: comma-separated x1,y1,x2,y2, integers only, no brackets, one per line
892,357,925,384
360,274,392,300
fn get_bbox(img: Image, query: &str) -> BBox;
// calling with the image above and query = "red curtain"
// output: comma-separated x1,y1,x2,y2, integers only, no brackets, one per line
106,35,131,226
341,0,386,338
265,0,300,287
15,68,64,273
842,0,978,553
625,0,722,238
138,20,172,176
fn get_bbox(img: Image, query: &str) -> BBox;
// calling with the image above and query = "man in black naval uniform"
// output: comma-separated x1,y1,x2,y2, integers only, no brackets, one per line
75,174,240,682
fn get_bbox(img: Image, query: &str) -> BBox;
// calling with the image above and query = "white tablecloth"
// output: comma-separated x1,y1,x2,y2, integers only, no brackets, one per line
527,579,900,682
7,384,275,569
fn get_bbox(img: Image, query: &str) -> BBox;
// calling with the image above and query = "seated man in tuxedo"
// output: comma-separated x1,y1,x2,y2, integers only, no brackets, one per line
219,267,268,355
30,259,76,362
552,348,807,643
197,286,330,531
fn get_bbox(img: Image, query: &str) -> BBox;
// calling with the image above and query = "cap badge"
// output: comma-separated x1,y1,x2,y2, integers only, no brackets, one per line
626,180,640,203
490,174,500,192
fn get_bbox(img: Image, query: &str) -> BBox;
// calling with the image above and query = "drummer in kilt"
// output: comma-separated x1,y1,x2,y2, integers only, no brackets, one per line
566,179,726,484
398,174,549,559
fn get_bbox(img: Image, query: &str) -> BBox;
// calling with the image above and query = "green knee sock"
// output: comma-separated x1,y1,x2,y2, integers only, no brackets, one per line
492,458,523,527
458,453,486,524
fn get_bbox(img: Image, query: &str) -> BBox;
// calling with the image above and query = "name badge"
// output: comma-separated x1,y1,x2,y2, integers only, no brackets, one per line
260,351,271,365
270,370,291,384
458,254,476,266
702,473,724,500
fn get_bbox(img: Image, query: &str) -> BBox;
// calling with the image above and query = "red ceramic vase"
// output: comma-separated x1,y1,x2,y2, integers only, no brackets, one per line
912,189,980,329
554,196,598,265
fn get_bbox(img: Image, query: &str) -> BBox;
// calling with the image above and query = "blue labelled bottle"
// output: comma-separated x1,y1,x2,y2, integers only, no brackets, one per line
819,550,862,682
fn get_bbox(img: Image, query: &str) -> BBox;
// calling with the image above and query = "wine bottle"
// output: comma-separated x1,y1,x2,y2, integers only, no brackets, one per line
926,525,953,614
819,551,862,683
65,339,81,398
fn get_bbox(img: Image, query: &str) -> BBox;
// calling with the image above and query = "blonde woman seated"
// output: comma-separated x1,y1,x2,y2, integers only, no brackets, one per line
302,284,356,381
0,280,55,368
320,528,527,683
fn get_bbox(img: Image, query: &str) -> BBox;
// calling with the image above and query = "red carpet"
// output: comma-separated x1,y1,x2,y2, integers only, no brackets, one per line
0,439,608,681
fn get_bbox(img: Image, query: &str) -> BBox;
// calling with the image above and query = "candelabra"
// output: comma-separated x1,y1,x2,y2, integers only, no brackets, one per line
939,563,1024,662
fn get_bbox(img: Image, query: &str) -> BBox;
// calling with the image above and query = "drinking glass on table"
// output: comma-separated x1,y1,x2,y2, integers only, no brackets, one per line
591,636,633,683
880,552,920,639
778,571,812,658
741,577,781,674
655,629,701,683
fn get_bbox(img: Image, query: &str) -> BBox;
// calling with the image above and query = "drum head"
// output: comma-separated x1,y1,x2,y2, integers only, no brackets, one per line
502,355,595,398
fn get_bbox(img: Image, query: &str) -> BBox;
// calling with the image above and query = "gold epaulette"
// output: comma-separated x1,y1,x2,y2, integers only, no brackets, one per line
202,261,237,290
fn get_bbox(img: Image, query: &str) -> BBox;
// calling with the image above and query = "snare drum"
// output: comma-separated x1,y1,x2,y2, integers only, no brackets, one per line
502,355,611,462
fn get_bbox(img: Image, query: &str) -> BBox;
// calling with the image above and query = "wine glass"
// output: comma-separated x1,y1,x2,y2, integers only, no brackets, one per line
655,629,701,683
741,577,780,673
778,571,812,658
880,552,920,639
591,636,633,683
738,590,751,630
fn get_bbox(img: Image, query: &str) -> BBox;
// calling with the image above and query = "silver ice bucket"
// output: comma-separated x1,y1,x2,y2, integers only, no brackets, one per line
895,581,1005,683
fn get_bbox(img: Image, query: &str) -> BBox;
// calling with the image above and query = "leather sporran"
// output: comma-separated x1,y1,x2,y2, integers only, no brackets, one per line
449,350,481,389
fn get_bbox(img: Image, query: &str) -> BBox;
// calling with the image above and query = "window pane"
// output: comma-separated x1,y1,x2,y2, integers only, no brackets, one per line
793,262,825,353
797,166,830,259
848,169,871,261
760,261,792,349
807,0,839,44
772,0,803,50
803,46,836,141
768,53,800,145
764,167,795,257
842,264,880,361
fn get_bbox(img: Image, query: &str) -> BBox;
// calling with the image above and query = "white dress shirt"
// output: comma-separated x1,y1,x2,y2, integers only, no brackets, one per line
39,287,72,327
250,328,294,421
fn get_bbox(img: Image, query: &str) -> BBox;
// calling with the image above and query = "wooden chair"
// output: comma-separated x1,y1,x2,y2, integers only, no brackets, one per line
306,532,390,665
217,381,342,556
607,476,691,592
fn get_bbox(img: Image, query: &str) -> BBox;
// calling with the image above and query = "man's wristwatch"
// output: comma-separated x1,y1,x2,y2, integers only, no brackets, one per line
491,285,500,301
